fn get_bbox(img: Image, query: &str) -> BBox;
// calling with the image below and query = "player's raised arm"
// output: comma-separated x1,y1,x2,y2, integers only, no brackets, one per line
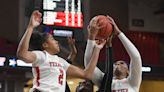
84,16,106,86
108,16,142,90
17,10,42,63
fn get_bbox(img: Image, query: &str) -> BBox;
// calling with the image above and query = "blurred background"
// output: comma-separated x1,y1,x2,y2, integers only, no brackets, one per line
0,0,164,92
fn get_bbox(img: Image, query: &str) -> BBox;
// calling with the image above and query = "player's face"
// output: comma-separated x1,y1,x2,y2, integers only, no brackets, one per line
113,61,129,77
43,34,60,54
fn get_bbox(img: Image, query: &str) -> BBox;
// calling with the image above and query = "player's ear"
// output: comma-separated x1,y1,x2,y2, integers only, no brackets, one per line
42,42,48,49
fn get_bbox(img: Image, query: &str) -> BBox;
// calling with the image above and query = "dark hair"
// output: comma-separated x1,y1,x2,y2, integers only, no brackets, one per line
30,31,49,50
114,60,129,69
76,80,93,92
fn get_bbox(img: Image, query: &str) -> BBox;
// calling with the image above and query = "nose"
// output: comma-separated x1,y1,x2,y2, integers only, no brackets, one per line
115,64,121,69
116,63,120,66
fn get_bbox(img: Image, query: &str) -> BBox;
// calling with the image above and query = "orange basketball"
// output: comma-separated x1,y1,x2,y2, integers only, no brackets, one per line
96,15,113,39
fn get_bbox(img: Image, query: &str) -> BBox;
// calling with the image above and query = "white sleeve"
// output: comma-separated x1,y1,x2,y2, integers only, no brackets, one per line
84,39,104,87
59,57,71,71
32,51,46,66
118,33,142,89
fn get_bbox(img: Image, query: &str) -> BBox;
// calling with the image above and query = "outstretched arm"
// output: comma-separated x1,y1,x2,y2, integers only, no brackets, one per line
84,17,105,87
118,33,142,87
108,16,142,90
66,40,106,80
17,10,42,63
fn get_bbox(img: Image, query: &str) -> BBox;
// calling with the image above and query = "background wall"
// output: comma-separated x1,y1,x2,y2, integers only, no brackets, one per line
89,0,128,34
0,0,19,42
129,0,164,33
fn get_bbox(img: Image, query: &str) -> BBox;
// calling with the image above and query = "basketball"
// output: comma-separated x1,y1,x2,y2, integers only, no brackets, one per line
96,15,113,39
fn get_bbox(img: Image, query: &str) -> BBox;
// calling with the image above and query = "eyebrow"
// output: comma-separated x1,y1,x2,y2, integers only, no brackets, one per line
114,61,125,64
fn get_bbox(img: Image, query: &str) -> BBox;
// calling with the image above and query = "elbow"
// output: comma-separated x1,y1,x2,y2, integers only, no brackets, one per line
131,52,142,66
16,51,24,61
17,48,24,58
16,51,32,63
16,48,33,63
16,50,22,59
131,52,141,61
16,49,26,60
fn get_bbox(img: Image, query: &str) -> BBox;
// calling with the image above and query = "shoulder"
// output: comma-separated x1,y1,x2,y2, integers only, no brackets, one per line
32,50,46,64
32,50,46,59
58,56,71,70
32,50,45,55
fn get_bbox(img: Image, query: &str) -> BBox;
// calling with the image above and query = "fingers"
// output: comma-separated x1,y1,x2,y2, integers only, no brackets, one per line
106,15,115,25
106,15,113,21
29,10,42,27
88,20,101,30
89,19,98,29
106,15,121,35
32,10,42,21
67,37,75,44
87,16,101,40
35,11,42,22
33,10,42,17
95,39,106,49
32,10,42,19
89,16,100,30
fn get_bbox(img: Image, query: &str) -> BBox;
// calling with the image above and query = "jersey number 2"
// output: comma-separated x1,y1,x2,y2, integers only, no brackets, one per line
58,69,64,85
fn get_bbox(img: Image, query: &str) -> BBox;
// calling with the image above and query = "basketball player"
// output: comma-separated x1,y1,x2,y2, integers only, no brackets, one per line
84,16,142,92
17,10,106,92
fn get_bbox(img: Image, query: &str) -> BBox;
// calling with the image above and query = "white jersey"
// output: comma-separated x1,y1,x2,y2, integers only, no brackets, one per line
30,51,70,92
112,78,136,92
84,33,142,92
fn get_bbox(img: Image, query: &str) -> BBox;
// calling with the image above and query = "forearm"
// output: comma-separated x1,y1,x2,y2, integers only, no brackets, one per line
118,32,141,60
84,25,98,65
84,39,105,86
84,40,95,67
83,47,101,80
67,47,101,80
17,25,34,58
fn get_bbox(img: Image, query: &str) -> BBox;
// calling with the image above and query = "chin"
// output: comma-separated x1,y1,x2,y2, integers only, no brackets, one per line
114,69,122,76
56,48,60,53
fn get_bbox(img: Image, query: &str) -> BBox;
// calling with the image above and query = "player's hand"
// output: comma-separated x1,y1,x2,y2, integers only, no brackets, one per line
87,16,100,40
95,39,106,49
67,37,75,46
29,10,42,28
106,16,121,35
